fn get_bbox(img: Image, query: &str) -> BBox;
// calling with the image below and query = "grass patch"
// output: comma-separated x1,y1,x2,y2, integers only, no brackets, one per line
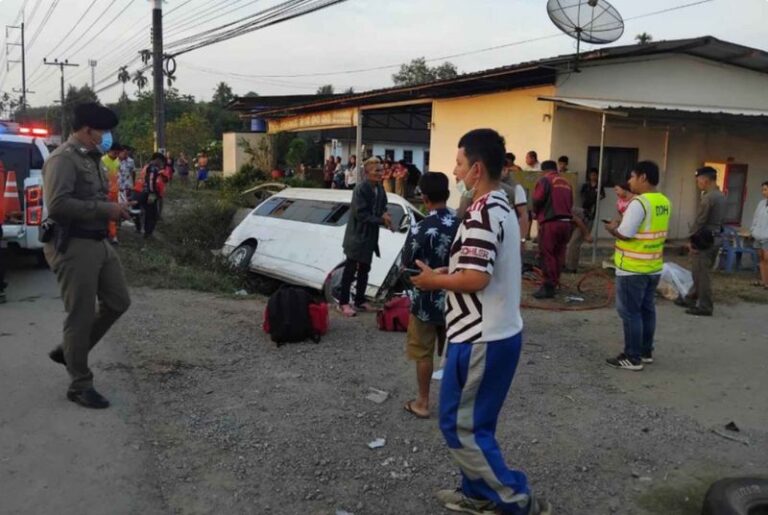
117,188,250,294
637,474,718,515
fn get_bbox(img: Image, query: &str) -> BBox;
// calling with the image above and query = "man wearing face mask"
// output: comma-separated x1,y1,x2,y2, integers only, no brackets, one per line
43,102,132,409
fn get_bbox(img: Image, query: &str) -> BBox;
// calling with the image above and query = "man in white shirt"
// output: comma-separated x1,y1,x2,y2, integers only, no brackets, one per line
413,129,550,515
604,161,671,371
524,150,541,172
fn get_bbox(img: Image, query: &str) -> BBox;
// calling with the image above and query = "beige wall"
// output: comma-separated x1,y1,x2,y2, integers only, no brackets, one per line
550,106,768,239
222,132,270,177
557,55,768,110
429,85,557,207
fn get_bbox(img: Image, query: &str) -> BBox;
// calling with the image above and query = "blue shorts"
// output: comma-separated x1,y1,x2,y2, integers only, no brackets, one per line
197,168,208,181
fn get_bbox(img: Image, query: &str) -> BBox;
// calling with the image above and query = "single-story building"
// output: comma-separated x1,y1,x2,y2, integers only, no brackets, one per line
227,36,768,240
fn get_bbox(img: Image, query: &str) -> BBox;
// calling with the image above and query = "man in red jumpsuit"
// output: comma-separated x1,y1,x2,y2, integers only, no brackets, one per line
532,160,573,299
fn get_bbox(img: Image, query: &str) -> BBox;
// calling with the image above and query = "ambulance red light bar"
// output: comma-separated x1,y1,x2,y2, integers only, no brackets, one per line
18,127,49,136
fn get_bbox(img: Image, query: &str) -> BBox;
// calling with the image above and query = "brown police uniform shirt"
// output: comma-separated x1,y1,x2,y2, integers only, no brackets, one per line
43,135,113,232
691,187,726,236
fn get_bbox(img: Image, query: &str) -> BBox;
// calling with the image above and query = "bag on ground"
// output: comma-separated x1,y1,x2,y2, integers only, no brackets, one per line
263,287,327,345
376,296,411,332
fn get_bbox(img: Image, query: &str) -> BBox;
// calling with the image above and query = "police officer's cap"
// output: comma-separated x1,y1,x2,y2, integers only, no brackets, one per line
695,166,717,179
73,102,118,131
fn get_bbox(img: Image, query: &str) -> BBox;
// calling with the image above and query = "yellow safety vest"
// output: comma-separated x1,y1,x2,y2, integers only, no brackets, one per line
614,192,671,274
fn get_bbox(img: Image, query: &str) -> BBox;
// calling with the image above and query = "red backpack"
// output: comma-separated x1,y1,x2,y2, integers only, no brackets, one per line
376,296,411,332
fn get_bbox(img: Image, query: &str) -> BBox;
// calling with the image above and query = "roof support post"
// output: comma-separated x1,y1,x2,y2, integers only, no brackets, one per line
355,109,363,183
592,111,608,264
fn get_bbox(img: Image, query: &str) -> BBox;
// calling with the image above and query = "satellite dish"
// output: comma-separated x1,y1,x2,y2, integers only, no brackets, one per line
547,0,624,70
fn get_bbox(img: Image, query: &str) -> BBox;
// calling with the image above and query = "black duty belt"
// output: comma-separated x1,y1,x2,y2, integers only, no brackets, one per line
69,227,108,240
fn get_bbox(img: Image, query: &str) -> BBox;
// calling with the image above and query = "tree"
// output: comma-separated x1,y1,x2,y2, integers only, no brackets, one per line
65,84,98,106
117,66,131,95
392,58,458,86
166,111,215,163
316,84,334,95
0,92,19,119
343,87,355,94
285,137,308,172
212,81,234,106
244,91,259,98
132,70,148,94
635,32,653,45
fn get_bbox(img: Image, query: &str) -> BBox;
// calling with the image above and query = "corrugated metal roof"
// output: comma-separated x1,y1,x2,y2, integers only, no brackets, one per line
539,96,768,117
228,36,768,119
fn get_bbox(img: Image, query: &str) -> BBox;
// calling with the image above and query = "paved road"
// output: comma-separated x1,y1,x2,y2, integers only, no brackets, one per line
0,258,164,515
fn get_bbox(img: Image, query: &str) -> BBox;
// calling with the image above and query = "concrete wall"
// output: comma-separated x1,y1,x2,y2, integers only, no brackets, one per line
557,54,768,110
370,143,429,172
222,132,270,177
429,85,557,207
550,107,768,239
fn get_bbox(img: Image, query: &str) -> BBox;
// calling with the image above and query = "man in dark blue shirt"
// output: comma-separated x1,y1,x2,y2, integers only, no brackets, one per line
401,172,459,418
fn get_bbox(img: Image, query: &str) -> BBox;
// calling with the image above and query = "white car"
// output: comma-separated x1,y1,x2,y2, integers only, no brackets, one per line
0,122,51,263
221,187,424,301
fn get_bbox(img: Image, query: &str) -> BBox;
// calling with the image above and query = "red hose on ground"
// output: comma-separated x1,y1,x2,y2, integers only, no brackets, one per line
521,267,615,311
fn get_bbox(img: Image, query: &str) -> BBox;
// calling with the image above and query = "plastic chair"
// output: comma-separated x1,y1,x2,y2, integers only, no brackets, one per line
718,226,759,273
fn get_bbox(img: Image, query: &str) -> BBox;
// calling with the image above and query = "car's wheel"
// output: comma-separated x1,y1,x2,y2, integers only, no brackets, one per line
702,477,768,515
323,263,356,305
228,242,256,272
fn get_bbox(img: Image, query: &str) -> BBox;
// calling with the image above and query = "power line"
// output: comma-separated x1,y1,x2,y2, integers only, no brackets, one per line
26,0,63,50
25,0,45,28
169,0,350,56
26,0,100,84
30,0,197,96
198,0,717,80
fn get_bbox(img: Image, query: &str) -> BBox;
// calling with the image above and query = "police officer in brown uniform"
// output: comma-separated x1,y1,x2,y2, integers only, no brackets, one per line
676,166,726,316
44,103,132,409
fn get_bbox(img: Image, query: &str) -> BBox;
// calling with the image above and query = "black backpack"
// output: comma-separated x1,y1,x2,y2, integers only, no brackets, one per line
266,287,320,346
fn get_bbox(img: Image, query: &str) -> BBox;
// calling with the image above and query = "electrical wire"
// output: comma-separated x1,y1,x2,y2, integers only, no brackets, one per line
25,0,45,28
201,0,718,79
25,0,97,84
169,0,349,56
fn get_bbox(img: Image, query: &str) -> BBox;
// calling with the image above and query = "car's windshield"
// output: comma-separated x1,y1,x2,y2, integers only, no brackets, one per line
0,141,44,194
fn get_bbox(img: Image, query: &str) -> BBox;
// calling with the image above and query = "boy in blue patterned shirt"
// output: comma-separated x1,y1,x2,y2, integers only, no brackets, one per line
401,172,459,419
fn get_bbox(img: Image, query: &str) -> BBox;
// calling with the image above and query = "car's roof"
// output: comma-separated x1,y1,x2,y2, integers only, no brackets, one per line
0,134,37,144
275,187,411,206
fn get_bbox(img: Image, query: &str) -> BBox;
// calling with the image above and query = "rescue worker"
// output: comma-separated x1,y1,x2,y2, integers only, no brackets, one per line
676,166,726,316
43,102,132,409
137,153,166,238
604,161,671,370
101,142,122,244
532,159,574,298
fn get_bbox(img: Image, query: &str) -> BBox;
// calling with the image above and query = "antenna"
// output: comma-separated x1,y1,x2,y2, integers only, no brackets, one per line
547,0,624,71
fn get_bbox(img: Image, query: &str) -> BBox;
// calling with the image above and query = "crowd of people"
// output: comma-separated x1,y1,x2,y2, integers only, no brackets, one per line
330,129,768,512
11,98,765,514
322,154,422,197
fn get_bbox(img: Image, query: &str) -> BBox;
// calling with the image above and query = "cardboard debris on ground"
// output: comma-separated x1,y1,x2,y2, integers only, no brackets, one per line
365,388,389,404
367,438,386,450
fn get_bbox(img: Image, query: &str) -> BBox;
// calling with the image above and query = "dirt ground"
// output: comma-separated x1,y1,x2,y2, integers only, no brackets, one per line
92,286,765,515
2,241,766,515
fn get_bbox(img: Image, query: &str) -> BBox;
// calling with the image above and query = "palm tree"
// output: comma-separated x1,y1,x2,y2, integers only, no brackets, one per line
635,32,653,45
132,70,148,94
117,66,131,95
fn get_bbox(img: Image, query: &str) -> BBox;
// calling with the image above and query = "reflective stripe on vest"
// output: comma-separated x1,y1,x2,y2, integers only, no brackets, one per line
614,193,671,274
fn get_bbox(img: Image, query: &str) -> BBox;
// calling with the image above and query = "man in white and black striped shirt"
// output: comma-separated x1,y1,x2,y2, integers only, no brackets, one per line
412,129,550,515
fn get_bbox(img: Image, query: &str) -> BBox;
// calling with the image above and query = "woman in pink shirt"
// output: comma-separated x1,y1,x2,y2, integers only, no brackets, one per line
614,181,634,219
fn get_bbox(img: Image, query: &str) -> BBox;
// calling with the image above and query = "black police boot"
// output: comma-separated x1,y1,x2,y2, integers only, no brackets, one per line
49,347,66,366
67,388,110,409
532,283,556,299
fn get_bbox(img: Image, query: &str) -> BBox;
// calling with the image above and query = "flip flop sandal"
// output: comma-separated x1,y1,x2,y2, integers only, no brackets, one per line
404,400,430,419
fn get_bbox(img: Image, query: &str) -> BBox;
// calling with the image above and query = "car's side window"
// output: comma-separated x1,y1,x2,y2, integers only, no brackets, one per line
253,197,287,216
387,204,406,229
254,197,354,226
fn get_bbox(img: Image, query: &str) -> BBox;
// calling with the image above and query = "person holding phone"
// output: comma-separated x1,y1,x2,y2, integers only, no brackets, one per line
400,172,459,419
